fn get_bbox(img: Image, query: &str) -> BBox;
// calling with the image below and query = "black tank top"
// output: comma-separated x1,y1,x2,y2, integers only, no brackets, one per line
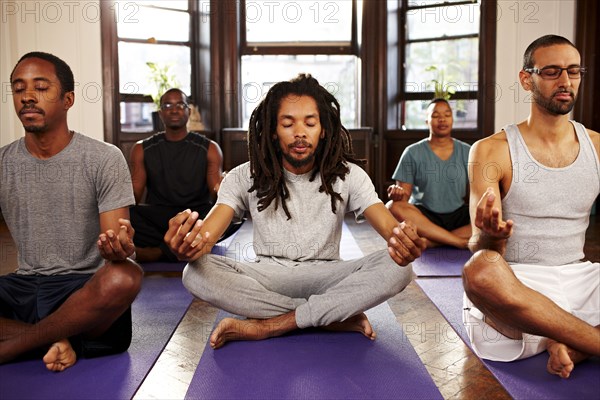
143,132,213,211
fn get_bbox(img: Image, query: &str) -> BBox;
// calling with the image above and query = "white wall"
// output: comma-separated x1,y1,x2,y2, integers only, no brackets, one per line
494,0,575,132
0,0,104,147
0,0,576,146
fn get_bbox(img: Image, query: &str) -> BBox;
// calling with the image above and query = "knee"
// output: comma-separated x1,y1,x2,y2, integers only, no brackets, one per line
462,249,506,298
182,259,211,301
99,259,143,304
382,262,414,298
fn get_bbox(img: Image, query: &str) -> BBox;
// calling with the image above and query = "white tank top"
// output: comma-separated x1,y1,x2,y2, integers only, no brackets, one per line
502,122,600,265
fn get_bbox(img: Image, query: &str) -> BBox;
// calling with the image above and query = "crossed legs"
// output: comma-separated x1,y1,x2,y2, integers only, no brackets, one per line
183,250,411,348
387,201,470,248
463,250,600,378
0,259,143,371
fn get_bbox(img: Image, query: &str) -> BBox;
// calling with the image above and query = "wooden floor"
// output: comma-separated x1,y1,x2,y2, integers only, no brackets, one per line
1,212,598,399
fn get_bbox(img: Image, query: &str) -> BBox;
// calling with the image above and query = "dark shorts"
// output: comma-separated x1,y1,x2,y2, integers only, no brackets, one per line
415,204,470,231
131,204,243,262
0,273,132,358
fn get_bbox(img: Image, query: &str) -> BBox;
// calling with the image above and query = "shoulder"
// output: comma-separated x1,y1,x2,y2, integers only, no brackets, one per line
0,139,22,159
453,138,472,150
346,162,374,185
142,132,165,149
401,139,426,158
470,131,509,162
586,128,600,158
187,132,211,147
75,133,120,154
230,161,251,176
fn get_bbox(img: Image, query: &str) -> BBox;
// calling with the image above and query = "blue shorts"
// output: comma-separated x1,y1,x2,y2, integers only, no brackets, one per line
0,273,132,358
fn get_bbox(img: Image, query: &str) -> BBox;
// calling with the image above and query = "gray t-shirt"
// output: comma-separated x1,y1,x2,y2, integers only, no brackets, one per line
0,132,135,275
218,162,381,264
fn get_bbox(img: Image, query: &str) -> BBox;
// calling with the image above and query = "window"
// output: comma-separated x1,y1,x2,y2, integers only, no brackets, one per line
389,0,494,134
108,1,193,133
240,0,362,128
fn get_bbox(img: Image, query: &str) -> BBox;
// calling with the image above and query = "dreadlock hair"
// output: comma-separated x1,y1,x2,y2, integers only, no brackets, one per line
247,73,365,220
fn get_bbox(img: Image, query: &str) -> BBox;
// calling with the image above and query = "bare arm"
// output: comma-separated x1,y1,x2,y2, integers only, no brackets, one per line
206,141,224,199
164,204,234,262
363,202,426,266
467,134,513,255
387,181,412,202
129,142,146,204
98,207,135,261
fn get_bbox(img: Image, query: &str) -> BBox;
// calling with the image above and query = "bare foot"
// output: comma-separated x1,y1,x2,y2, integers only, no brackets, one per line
547,340,574,379
324,313,376,340
43,339,77,372
210,312,297,349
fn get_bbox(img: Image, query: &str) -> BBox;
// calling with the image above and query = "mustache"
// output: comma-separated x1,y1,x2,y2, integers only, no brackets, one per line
288,140,311,148
553,88,575,98
19,105,44,115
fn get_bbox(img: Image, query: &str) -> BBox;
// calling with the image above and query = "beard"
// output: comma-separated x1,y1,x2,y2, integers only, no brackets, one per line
531,81,576,115
278,139,320,170
23,124,48,133
282,150,316,169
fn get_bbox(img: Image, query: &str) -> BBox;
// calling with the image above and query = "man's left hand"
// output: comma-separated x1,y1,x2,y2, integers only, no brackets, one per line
97,218,136,261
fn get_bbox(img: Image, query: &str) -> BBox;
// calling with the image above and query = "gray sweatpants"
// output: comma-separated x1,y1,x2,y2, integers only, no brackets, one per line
182,249,412,329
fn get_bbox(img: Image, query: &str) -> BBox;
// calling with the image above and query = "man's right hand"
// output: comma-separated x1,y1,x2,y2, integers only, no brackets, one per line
474,188,513,241
164,209,211,262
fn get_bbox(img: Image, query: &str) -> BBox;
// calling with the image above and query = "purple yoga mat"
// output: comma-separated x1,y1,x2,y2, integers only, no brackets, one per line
185,302,442,400
412,247,471,277
140,230,236,272
0,277,192,400
417,278,600,400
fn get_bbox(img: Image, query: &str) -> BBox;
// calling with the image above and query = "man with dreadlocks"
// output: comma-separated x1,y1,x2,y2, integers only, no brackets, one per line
165,74,425,348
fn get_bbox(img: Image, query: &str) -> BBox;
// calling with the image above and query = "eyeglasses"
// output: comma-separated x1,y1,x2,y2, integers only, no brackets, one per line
160,102,189,111
524,66,586,80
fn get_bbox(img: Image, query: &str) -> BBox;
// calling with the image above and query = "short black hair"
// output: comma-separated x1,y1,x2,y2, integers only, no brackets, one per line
428,97,450,108
160,88,188,105
10,52,74,95
523,35,576,69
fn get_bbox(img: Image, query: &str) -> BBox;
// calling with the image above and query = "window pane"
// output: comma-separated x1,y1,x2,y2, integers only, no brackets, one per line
245,1,352,43
402,99,477,130
405,38,478,93
117,5,189,41
118,42,191,97
407,3,480,40
407,0,479,7
120,102,154,132
241,55,358,128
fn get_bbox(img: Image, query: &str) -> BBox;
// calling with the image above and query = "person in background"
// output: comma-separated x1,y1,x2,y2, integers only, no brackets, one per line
387,98,471,249
129,88,236,262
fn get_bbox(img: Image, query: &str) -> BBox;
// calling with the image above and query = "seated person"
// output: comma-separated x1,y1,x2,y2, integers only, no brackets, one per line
463,35,599,378
129,88,237,262
0,52,142,371
164,74,426,349
387,98,471,248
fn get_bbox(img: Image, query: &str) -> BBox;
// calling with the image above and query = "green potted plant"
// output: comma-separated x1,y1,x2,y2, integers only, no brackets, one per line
146,61,180,131
425,65,456,101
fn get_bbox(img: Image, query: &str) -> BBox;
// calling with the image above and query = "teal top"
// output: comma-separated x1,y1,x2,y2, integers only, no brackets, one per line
391,138,470,213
